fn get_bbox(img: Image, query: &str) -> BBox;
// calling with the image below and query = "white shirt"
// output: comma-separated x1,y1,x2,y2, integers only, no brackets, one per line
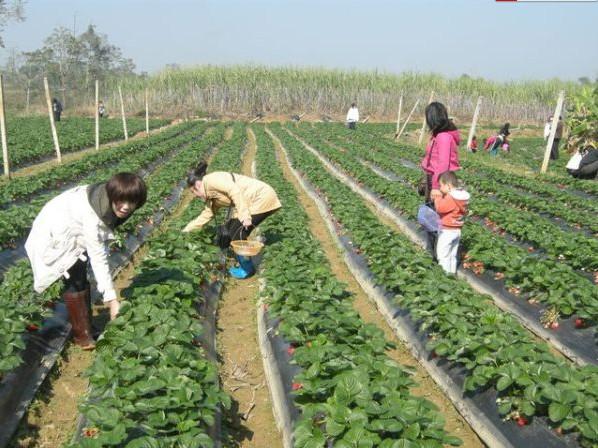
544,122,551,140
346,106,359,123
25,186,117,302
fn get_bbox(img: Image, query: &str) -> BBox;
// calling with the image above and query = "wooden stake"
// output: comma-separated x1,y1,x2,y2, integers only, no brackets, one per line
44,77,61,163
362,116,370,124
95,79,99,150
250,115,262,123
466,96,482,151
118,85,128,141
541,91,565,174
145,88,149,135
394,94,403,138
418,90,434,145
0,74,10,178
396,99,420,141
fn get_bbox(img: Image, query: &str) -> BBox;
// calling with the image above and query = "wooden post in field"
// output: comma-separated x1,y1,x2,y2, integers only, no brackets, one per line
145,88,149,135
541,91,565,174
466,96,483,152
362,116,370,124
118,85,128,141
396,99,420,141
418,90,434,145
394,94,403,138
44,77,61,163
95,80,99,150
0,74,10,178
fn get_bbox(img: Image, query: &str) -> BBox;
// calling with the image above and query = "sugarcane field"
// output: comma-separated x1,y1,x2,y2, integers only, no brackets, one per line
0,1,596,447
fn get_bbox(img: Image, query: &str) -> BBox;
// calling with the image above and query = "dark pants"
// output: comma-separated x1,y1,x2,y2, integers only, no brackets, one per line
53,111,61,122
347,121,356,130
64,257,89,293
570,160,598,179
224,209,280,242
550,138,560,160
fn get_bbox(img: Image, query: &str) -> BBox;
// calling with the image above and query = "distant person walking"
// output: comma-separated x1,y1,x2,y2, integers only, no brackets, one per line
346,103,359,130
98,101,106,118
52,98,63,122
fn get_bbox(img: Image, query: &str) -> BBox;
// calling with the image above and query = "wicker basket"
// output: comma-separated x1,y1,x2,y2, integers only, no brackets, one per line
230,240,264,257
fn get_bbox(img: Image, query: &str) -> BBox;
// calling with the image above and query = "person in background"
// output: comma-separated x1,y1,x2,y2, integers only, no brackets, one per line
419,102,461,258
544,116,552,141
52,98,63,122
25,173,147,349
183,161,282,279
489,123,510,157
98,101,106,118
567,147,598,179
468,135,478,153
483,135,496,152
434,171,470,274
346,103,359,130
549,116,564,160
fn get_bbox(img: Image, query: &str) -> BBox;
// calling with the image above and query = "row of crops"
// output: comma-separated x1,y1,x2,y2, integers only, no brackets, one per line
1,120,596,447
265,123,597,446
1,116,169,170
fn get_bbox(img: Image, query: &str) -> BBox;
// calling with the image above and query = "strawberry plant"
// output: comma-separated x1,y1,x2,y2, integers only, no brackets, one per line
270,123,598,447
254,126,462,447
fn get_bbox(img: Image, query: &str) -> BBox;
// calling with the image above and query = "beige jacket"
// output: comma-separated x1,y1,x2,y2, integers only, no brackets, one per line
183,171,281,232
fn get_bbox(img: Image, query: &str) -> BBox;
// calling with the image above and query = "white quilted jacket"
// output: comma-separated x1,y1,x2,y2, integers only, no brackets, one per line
25,186,117,302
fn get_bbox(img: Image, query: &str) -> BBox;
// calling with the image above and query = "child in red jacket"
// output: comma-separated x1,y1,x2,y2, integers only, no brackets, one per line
434,171,470,274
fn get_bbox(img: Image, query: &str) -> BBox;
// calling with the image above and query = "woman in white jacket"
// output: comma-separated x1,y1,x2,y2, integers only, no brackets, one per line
25,173,147,349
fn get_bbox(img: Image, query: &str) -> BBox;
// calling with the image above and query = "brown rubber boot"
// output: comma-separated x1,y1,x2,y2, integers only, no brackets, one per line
63,290,96,350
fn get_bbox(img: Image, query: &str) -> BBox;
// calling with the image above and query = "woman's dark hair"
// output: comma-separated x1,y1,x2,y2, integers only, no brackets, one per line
425,102,457,136
351,102,356,108
187,160,208,187
106,172,147,208
499,123,510,136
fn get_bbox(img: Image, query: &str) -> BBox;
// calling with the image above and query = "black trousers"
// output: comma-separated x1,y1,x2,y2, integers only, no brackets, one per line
224,209,279,242
550,138,560,160
64,257,89,293
347,121,356,130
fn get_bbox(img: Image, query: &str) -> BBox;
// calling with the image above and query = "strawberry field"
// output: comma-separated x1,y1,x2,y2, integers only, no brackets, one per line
0,119,596,448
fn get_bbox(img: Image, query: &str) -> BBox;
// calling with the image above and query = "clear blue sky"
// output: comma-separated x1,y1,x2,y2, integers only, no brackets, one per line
1,0,597,81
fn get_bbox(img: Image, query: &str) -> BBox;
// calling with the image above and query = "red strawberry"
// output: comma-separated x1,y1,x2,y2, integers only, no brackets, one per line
292,382,303,391
574,318,585,329
516,417,528,427
550,322,559,330
287,346,295,356
26,324,39,332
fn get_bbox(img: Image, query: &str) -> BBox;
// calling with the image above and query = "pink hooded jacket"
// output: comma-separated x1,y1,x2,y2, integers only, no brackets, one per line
420,130,461,189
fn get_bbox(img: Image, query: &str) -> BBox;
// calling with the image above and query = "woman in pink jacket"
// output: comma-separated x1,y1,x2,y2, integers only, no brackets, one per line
420,102,461,204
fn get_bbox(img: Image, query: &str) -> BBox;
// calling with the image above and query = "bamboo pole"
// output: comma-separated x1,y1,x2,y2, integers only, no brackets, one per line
541,91,565,174
43,77,61,162
394,94,403,138
0,74,10,178
362,116,370,124
418,90,434,145
118,85,128,141
145,88,149,135
396,99,420,141
95,80,99,150
466,96,483,151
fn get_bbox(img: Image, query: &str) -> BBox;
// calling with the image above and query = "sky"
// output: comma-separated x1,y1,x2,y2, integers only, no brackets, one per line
1,0,597,82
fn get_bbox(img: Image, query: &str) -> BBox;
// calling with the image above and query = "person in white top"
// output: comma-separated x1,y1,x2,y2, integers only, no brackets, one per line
25,173,147,349
346,103,359,130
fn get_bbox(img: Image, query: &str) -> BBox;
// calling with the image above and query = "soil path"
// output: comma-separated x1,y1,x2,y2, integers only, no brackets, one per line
270,130,483,448
218,127,281,447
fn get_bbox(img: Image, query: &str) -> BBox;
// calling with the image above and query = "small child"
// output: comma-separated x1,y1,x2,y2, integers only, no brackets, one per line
433,171,470,274
469,135,478,153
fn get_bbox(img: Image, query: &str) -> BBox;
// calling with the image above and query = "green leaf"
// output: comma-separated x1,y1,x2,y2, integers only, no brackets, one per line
548,403,570,422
